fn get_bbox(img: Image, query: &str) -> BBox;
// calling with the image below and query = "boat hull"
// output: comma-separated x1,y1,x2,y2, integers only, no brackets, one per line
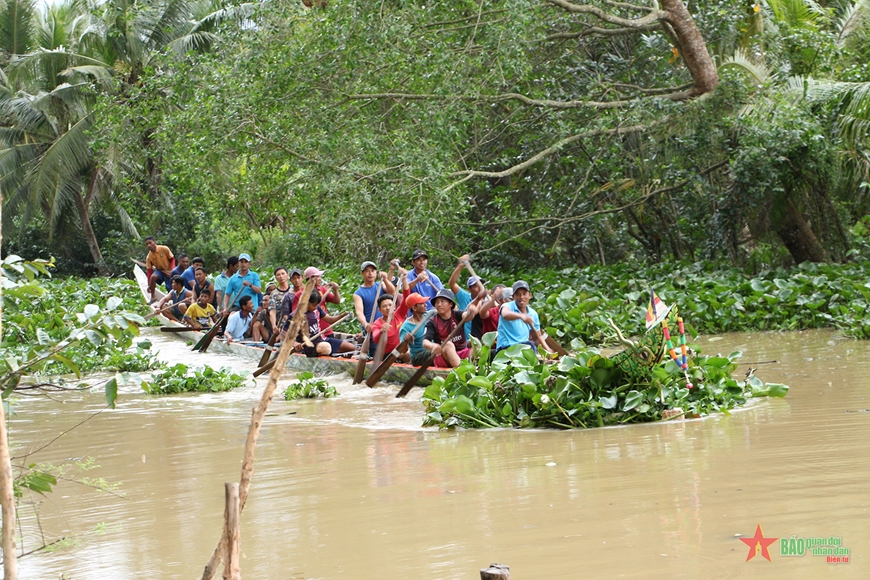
134,265,445,386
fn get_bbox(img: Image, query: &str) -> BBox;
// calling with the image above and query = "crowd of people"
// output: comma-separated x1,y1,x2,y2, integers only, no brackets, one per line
144,238,555,369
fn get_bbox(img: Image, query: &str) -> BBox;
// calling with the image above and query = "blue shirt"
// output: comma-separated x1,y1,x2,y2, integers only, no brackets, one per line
497,301,540,348
407,269,443,310
455,289,472,339
399,317,428,358
225,270,262,309
354,283,387,330
225,310,253,340
181,266,197,289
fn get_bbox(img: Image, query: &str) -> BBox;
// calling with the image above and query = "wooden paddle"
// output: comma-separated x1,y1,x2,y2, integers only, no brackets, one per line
371,289,399,368
160,326,192,333
253,312,349,377
353,279,384,384
365,309,435,388
258,315,285,367
193,287,242,352
396,306,477,398
145,295,192,320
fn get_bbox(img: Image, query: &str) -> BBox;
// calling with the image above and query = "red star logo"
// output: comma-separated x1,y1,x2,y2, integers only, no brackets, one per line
740,524,778,562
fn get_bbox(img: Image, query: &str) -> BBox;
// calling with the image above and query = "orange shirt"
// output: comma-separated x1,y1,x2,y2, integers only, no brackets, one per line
146,245,174,275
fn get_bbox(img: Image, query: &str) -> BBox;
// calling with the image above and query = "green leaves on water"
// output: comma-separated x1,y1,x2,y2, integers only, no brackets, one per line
422,346,789,430
284,372,338,400
144,364,248,395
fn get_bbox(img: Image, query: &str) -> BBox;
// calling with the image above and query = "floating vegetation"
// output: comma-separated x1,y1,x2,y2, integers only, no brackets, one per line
143,364,248,395
283,372,339,400
422,334,787,430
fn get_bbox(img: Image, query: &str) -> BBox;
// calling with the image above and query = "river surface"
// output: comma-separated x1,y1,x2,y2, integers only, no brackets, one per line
9,328,869,579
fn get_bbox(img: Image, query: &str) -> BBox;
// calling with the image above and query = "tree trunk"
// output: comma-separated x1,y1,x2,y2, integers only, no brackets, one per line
0,204,19,579
661,0,719,96
774,197,829,263
73,192,108,275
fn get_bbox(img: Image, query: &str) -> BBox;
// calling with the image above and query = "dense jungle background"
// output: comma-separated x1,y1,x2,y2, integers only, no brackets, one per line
1,0,869,275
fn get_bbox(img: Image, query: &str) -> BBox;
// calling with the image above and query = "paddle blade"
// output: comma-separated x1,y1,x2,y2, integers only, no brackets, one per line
366,351,398,388
545,336,568,357
258,334,278,367
396,363,429,398
253,358,276,378
353,351,368,384
195,315,224,352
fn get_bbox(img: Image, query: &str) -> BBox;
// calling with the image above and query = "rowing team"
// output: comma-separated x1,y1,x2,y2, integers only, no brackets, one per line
144,239,555,368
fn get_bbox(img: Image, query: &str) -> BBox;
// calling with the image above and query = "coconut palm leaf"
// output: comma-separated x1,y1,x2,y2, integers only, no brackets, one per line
0,0,34,56
720,48,771,85
836,0,869,45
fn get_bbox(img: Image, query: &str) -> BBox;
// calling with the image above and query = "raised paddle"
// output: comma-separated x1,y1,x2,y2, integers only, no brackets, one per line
371,286,400,368
396,308,475,398
253,312,349,377
366,309,436,388
353,277,384,384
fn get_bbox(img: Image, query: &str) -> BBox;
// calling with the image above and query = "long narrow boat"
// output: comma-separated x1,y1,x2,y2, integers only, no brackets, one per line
134,265,447,386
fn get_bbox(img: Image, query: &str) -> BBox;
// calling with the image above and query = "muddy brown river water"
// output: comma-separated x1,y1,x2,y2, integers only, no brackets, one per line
8,328,869,578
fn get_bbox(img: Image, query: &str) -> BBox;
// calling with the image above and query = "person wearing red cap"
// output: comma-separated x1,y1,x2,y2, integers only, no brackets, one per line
399,293,434,365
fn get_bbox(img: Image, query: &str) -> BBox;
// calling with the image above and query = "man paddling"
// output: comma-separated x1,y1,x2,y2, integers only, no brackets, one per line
213,256,239,311
447,253,488,340
398,293,434,365
406,249,443,309
353,261,397,333
223,253,262,311
290,291,355,356
225,295,255,344
421,289,479,368
184,290,219,330
497,281,554,354
156,275,193,322
144,236,175,301
370,277,412,363
269,267,292,329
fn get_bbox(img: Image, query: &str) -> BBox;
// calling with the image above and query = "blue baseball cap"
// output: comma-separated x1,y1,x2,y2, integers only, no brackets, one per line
238,253,252,262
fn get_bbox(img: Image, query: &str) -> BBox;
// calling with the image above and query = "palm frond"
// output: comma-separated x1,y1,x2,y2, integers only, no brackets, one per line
720,49,771,85
28,112,92,217
835,0,868,46
0,0,35,56
168,29,219,53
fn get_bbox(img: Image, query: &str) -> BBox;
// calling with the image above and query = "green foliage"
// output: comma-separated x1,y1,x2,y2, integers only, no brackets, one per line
422,339,787,429
283,371,339,400
143,363,248,395
1,256,147,406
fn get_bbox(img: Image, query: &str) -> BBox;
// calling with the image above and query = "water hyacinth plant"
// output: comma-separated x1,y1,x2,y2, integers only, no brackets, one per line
283,372,339,400
143,364,249,394
421,333,788,430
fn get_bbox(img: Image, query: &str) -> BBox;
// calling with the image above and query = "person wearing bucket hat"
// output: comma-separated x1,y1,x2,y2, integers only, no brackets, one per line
421,288,479,368
353,261,397,334
406,249,443,309
223,253,262,312
447,253,489,340
496,280,553,354
398,292,432,364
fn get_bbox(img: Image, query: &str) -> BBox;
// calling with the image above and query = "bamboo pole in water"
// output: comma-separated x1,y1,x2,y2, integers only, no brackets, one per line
223,483,241,580
0,219,17,579
200,278,316,580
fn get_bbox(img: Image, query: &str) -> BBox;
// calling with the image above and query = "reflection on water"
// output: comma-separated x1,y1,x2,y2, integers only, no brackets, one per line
10,329,870,578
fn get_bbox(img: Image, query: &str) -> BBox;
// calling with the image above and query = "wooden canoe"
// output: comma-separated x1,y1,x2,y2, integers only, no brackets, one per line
134,265,447,386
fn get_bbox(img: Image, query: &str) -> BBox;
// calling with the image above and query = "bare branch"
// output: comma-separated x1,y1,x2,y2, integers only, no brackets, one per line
546,24,659,39
423,9,508,28
546,0,663,28
612,82,694,94
447,120,663,182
